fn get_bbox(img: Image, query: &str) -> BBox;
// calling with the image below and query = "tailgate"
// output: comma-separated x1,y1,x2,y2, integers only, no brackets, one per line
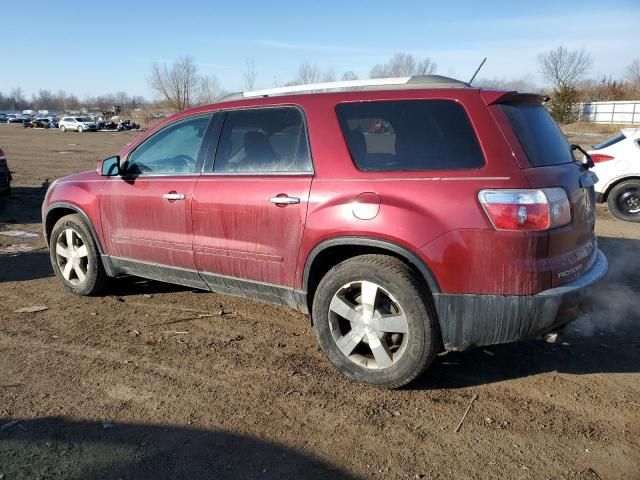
522,164,597,286
494,99,598,287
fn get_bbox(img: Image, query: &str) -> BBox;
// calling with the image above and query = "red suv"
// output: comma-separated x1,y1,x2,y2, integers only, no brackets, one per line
42,75,607,388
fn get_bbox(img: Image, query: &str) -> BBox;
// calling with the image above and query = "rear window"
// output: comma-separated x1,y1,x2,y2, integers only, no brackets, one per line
592,133,626,150
500,103,574,167
336,100,485,171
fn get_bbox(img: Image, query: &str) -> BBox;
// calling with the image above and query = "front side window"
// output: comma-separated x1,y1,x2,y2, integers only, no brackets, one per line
213,107,312,174
126,114,212,175
336,100,485,171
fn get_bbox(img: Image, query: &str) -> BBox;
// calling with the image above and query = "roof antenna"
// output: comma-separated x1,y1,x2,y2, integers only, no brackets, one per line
468,58,487,85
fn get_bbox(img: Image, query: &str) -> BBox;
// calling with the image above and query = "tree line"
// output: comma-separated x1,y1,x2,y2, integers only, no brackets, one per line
4,49,640,125
0,88,146,114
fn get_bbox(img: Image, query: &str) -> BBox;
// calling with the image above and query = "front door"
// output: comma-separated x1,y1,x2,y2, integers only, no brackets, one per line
192,107,313,289
100,114,214,272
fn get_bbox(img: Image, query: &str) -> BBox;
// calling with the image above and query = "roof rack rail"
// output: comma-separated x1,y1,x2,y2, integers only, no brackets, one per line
217,75,469,102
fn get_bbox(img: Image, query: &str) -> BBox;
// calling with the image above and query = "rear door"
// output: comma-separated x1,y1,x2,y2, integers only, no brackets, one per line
100,114,214,272
192,106,313,289
496,101,597,286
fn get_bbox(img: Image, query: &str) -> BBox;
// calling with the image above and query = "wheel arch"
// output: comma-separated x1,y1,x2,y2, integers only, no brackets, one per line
602,175,640,201
44,203,104,254
302,237,441,313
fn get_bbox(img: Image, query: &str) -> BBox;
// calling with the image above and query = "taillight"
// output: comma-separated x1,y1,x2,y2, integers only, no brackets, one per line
591,153,615,163
478,188,571,231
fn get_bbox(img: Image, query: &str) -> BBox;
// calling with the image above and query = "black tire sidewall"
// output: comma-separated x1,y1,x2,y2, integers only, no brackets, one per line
312,256,437,388
49,214,102,295
608,180,640,223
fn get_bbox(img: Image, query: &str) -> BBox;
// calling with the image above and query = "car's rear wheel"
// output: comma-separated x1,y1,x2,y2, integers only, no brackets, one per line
608,179,640,223
77,125,83,133
49,214,109,295
60,125,66,132
312,254,439,389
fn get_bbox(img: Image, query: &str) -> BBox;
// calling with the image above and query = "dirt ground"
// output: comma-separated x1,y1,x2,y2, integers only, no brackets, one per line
0,124,638,480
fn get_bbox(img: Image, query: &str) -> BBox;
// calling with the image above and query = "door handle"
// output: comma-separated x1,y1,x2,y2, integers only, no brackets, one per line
162,192,186,201
269,196,300,205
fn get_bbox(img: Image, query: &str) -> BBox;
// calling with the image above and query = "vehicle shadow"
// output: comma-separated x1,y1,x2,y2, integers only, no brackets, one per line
0,251,53,282
0,186,47,224
413,235,640,390
0,417,355,480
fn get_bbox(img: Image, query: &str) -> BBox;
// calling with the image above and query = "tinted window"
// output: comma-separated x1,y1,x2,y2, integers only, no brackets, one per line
213,107,312,173
126,115,212,175
593,133,626,150
500,104,574,167
336,100,484,171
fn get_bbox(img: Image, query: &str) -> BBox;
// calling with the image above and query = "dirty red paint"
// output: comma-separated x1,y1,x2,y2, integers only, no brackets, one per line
43,87,596,297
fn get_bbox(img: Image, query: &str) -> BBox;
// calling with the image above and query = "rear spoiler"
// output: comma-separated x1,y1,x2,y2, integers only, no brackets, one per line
480,91,549,105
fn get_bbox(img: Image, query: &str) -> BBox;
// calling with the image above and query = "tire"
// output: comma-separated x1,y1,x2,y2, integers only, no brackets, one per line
77,125,83,133
312,254,439,389
607,179,640,223
49,214,109,295
60,125,66,132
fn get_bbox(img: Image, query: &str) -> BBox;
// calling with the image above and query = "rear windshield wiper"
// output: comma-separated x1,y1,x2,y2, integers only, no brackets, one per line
571,144,594,169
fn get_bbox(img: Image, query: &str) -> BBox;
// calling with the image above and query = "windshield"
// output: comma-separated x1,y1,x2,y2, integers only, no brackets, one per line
593,133,626,150
500,103,574,167
75,117,92,122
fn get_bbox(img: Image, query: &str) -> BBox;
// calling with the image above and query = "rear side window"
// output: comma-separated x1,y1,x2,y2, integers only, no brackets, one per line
335,100,484,171
213,107,312,174
500,104,574,167
592,133,625,150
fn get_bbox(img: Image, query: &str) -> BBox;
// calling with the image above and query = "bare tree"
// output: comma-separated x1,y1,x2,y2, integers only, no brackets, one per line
475,77,539,93
626,59,640,91
150,56,200,111
243,58,258,90
9,87,26,111
538,46,592,90
199,75,223,104
341,71,359,81
370,53,436,78
295,62,321,84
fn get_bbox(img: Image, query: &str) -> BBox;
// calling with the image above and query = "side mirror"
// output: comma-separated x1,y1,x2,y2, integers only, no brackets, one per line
571,144,595,169
100,156,121,176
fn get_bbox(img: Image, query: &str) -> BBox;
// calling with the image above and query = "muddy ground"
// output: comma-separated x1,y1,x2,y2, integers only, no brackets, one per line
0,124,638,479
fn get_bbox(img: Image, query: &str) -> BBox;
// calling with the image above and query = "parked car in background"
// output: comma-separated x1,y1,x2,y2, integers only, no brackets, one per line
0,113,8,123
59,116,97,132
24,117,51,129
7,114,25,123
0,147,11,195
589,128,640,222
42,75,607,388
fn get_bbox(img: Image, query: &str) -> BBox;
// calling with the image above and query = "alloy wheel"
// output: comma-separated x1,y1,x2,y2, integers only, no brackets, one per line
328,281,409,369
55,228,89,285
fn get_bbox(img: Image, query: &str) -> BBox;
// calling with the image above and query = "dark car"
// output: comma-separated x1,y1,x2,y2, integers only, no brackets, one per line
24,117,51,129
42,75,608,388
0,148,11,195
7,114,25,123
0,113,8,123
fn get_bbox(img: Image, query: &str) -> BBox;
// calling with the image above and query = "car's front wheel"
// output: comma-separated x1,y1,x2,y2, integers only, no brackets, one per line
49,214,109,295
60,125,66,132
77,125,84,133
608,179,640,222
312,254,439,389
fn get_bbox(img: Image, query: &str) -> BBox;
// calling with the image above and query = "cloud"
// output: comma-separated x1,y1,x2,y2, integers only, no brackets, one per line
256,39,383,55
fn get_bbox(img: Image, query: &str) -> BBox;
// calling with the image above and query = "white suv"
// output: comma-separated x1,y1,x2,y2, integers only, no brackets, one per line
589,128,640,222
59,116,98,133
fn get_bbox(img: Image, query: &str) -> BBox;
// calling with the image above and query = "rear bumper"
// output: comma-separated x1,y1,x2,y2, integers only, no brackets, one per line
433,249,608,351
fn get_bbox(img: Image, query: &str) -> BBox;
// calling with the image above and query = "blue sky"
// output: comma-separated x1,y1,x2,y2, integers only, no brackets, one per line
2,0,638,99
